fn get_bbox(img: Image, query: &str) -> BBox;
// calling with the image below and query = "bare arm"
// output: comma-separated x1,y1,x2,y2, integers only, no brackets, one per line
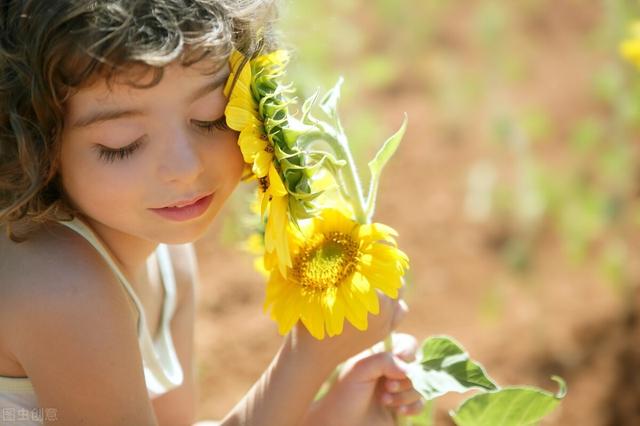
220,328,336,426
219,292,405,426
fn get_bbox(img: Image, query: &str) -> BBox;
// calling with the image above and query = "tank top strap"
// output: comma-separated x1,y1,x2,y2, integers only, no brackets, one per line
57,216,183,394
57,217,146,333
148,243,183,393
155,244,178,326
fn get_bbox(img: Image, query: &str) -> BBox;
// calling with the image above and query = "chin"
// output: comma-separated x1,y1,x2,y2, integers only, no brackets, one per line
156,223,211,245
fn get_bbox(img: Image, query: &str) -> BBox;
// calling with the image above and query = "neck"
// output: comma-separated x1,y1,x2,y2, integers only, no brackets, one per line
81,216,159,283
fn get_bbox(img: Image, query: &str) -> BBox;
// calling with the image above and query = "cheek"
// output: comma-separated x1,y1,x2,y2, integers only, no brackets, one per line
208,131,244,182
59,141,143,213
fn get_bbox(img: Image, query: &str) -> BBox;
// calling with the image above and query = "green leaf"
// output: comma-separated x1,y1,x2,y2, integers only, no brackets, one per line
450,377,567,426
301,90,319,122
319,77,344,120
406,336,498,401
365,114,408,219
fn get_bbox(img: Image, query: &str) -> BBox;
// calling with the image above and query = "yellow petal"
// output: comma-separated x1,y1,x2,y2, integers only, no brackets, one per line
357,222,399,245
301,294,325,340
224,51,252,97
350,271,370,294
225,64,254,105
266,274,301,335
268,164,288,197
350,272,379,314
327,302,345,337
339,285,368,331
254,49,289,70
271,196,292,273
277,291,302,335
228,76,253,106
263,249,278,272
238,127,267,163
367,244,408,266
358,265,401,298
322,287,345,337
263,194,291,278
264,271,286,309
259,189,268,218
363,287,380,315
225,104,257,131
314,208,352,236
252,150,273,178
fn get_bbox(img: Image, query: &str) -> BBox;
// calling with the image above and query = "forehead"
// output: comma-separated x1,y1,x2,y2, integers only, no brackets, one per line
71,58,229,104
65,62,229,118
63,59,230,129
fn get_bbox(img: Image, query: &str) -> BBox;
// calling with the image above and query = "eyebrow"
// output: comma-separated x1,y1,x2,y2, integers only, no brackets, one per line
72,69,231,128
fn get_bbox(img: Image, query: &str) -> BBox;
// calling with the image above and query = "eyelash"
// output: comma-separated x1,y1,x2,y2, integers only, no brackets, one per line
96,116,230,163
96,138,144,164
192,116,230,133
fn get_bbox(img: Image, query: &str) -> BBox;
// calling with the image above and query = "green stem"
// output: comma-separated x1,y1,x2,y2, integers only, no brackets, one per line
320,130,369,224
321,126,400,426
383,334,400,423
384,334,394,353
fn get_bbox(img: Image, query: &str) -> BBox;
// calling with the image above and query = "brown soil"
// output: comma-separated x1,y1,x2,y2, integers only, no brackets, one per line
192,2,640,425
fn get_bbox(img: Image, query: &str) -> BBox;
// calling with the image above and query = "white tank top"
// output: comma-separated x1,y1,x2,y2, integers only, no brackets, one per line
0,217,184,425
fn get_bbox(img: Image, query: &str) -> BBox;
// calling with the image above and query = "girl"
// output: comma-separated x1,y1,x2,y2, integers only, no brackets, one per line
0,1,424,425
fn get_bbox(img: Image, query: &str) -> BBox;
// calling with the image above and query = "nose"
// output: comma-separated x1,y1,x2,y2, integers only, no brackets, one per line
158,124,205,184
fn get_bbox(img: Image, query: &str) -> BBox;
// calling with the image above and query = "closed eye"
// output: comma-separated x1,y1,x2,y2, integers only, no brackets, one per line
192,115,230,134
94,137,145,163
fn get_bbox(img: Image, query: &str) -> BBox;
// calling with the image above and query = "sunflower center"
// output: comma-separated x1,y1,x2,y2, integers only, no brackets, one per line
293,232,360,292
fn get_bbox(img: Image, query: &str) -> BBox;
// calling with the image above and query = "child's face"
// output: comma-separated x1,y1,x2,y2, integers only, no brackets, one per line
59,60,243,244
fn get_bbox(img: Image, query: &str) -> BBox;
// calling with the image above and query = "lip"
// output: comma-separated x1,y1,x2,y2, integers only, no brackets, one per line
157,192,212,209
149,193,215,222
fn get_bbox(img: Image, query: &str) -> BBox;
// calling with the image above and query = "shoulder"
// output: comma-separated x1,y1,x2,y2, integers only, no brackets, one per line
0,221,138,357
0,223,157,424
0,221,133,318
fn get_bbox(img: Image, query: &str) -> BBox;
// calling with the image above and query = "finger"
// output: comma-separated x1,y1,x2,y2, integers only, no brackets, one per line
384,377,414,393
346,351,407,382
380,388,423,408
396,399,426,416
392,333,418,362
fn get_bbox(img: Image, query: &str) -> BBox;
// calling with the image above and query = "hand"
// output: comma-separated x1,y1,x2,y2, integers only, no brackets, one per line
303,333,425,426
292,292,409,367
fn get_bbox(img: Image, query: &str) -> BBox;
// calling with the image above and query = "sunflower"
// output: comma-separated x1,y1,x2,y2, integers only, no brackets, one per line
263,208,409,340
224,49,294,275
224,49,273,178
259,164,291,275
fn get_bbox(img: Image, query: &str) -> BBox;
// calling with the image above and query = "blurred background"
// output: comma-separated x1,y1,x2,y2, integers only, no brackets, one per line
193,0,640,424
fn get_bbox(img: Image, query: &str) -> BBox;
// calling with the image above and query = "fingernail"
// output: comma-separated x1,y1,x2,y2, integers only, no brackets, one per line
382,394,393,405
388,381,399,391
398,405,408,414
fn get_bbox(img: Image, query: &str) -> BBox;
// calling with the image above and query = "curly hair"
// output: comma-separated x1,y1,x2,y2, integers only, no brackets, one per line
0,0,278,241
